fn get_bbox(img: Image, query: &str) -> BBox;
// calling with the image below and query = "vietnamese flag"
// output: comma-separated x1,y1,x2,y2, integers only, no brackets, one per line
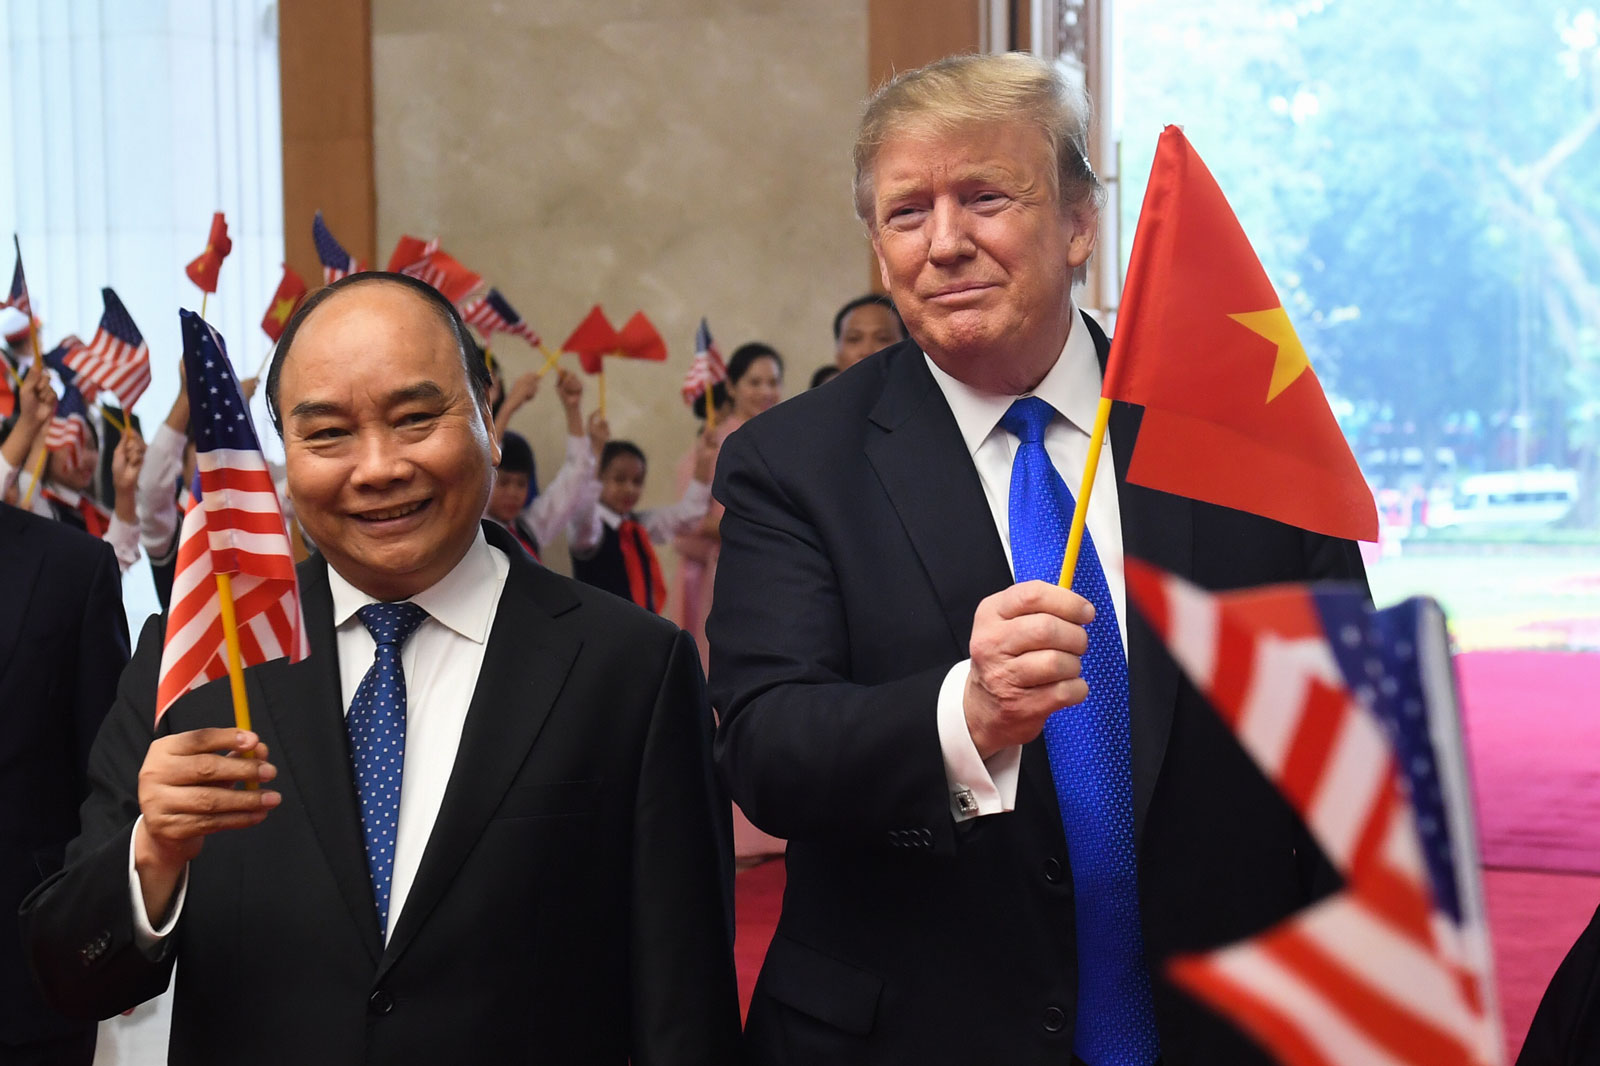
1103,127,1377,542
562,305,620,375
615,311,668,363
260,264,309,341
184,212,233,294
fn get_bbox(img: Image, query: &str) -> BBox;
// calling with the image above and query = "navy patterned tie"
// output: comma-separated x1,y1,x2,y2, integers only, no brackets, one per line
349,601,429,936
999,397,1160,1066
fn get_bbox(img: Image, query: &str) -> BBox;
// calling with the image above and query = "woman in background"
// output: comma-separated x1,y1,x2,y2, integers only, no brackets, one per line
670,342,783,672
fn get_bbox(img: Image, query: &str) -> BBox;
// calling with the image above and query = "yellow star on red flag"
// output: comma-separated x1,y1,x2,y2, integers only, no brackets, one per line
1228,307,1311,403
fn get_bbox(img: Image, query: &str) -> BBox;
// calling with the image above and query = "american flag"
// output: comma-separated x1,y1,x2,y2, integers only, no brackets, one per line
395,243,483,306
155,310,308,722
681,317,728,406
460,288,541,346
313,211,362,283
43,336,97,402
62,288,151,409
4,235,30,317
44,381,94,471
1123,561,1502,1066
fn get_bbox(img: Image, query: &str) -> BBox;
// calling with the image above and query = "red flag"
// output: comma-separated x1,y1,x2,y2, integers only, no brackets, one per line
386,234,438,273
615,311,668,363
184,212,233,294
1123,560,1499,1066
0,363,15,419
261,264,309,341
1103,128,1377,542
401,250,482,306
562,305,620,375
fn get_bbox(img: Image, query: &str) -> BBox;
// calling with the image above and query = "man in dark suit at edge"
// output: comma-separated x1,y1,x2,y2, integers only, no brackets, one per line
0,490,129,1066
708,53,1367,1065
22,272,740,1065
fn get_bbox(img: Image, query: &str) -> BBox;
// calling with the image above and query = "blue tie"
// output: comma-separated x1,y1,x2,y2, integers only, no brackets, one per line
349,601,429,936
1000,397,1160,1066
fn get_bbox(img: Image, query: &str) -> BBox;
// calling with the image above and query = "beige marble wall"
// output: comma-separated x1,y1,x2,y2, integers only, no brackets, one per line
372,0,870,572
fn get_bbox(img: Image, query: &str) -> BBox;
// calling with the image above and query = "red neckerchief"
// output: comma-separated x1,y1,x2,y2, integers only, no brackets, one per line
617,517,666,613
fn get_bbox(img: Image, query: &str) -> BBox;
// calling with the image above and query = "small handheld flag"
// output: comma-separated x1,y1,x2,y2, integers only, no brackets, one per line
44,337,97,402
44,382,95,472
155,311,307,723
3,236,30,319
261,264,309,342
562,305,621,376
185,212,233,294
312,211,363,283
461,288,542,347
1123,561,1502,1066
681,317,728,406
1102,128,1376,542
64,288,151,410
615,311,668,364
386,234,438,273
387,235,482,305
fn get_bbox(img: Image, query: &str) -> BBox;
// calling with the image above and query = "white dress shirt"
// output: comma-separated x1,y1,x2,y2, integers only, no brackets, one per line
132,528,510,945
519,435,601,549
567,477,712,557
928,306,1127,822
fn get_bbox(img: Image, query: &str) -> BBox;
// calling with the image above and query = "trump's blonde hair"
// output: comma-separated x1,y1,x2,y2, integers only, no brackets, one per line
852,52,1104,227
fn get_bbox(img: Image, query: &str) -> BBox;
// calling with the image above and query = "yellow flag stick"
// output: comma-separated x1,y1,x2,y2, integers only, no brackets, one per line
532,344,562,379
18,445,48,509
598,364,607,419
1057,396,1114,588
705,387,718,435
199,292,209,321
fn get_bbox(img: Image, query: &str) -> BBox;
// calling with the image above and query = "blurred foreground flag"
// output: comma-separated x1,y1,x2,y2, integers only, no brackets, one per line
155,310,307,722
1123,559,1502,1066
1106,128,1377,542
184,212,233,294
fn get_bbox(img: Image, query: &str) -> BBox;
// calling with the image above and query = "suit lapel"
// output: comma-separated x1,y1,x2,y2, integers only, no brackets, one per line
378,531,581,978
252,555,385,963
863,343,1014,653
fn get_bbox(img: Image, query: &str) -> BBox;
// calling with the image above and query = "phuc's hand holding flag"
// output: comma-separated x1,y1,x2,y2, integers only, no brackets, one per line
155,310,307,723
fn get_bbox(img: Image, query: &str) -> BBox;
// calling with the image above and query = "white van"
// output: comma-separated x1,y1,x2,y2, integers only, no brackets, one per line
1427,467,1580,529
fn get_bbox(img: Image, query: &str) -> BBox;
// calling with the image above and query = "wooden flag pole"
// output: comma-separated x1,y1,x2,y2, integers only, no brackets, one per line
705,389,717,435
532,344,562,379
1057,396,1114,588
18,445,48,509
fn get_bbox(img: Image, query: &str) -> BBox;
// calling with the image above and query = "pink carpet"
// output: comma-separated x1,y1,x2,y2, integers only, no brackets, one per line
731,649,1600,1058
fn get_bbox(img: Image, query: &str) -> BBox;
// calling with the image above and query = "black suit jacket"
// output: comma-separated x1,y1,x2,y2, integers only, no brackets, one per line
1519,901,1600,1065
1,504,129,1045
21,521,741,1065
708,323,1368,1065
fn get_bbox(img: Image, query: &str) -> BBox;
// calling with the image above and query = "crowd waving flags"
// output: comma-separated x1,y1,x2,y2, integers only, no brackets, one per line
155,310,307,723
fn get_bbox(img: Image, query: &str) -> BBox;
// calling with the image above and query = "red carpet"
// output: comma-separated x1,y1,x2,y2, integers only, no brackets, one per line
730,649,1600,1058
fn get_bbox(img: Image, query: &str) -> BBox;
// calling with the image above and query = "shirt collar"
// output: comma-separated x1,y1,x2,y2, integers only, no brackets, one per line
328,526,502,644
596,503,626,530
923,303,1103,457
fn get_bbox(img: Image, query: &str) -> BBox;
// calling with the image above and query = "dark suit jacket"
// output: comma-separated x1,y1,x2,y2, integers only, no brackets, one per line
708,322,1368,1065
1519,901,1600,1065
21,521,741,1065
1,503,129,1045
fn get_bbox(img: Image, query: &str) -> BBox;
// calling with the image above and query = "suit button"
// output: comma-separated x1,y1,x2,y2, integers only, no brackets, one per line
1043,858,1063,883
1043,1005,1066,1032
368,990,394,1016
917,828,932,845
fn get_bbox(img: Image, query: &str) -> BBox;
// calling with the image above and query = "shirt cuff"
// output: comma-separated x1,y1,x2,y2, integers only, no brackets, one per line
128,815,188,953
564,434,594,469
682,478,713,508
936,660,1021,822
105,514,142,573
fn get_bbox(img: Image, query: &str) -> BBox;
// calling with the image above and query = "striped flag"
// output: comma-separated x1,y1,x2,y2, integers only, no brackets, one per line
460,288,541,347
681,317,728,406
387,235,483,306
62,288,151,409
155,310,307,722
3,235,30,318
44,381,95,471
43,336,98,402
312,211,363,283
1123,561,1502,1066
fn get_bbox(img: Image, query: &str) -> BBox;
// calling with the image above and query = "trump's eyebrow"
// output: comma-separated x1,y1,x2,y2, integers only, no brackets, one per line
288,381,449,421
